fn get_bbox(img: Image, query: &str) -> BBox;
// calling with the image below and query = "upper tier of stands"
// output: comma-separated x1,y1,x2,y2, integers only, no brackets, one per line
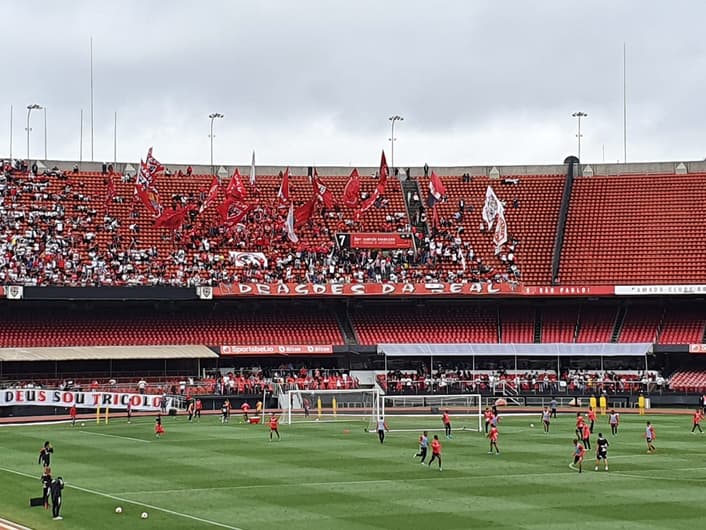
3,162,706,288
559,173,706,284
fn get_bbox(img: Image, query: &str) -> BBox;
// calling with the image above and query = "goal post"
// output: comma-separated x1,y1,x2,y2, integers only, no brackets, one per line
381,394,483,433
284,388,381,425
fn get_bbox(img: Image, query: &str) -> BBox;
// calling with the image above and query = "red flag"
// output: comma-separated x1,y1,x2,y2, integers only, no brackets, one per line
135,184,162,216
217,198,251,226
312,170,335,208
226,168,247,200
294,198,316,227
379,150,389,187
155,206,190,230
199,175,220,213
105,176,115,206
277,167,290,206
428,171,447,207
136,147,164,190
343,168,361,208
357,189,380,217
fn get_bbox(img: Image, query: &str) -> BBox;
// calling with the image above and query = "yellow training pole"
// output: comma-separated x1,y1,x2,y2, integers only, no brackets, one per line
96,406,101,424
332,397,337,418
317,397,322,419
105,407,110,424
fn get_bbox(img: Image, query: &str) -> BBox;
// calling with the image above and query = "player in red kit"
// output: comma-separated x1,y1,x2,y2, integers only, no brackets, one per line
69,405,77,427
581,422,591,450
442,410,452,439
269,414,281,441
691,409,703,433
428,435,442,471
154,415,165,437
487,425,500,455
484,407,494,434
587,406,597,433
241,402,251,422
575,413,585,439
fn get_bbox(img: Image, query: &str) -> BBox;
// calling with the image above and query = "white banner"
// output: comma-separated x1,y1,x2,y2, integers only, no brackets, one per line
615,284,706,296
482,186,500,229
0,389,170,410
228,251,268,268
493,204,507,253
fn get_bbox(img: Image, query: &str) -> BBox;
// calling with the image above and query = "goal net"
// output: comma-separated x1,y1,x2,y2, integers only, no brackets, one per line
284,388,381,425
381,394,483,433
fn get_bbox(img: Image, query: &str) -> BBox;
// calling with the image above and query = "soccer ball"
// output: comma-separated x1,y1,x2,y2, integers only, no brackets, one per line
315,418,319,422
81,422,85,427
530,423,535,428
141,512,149,519
115,507,123,514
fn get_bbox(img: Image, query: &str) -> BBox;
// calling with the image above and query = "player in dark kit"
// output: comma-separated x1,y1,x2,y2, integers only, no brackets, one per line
38,441,53,469
595,432,609,471
50,476,64,520
40,467,52,509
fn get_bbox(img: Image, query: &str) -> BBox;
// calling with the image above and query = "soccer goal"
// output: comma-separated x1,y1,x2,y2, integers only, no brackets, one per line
381,394,483,433
284,388,382,425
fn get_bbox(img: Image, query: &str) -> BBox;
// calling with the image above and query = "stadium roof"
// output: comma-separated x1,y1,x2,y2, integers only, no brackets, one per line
378,343,652,357
0,345,218,362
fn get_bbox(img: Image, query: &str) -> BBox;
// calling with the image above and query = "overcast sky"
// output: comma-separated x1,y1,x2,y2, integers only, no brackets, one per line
2,0,704,167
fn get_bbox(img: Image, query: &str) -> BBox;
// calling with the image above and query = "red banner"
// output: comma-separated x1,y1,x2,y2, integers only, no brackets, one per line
349,233,413,249
220,345,333,355
213,282,616,298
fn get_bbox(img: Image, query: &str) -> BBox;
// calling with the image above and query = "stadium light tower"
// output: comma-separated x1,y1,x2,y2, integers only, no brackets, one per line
388,115,403,169
208,112,224,175
26,104,42,161
572,111,588,161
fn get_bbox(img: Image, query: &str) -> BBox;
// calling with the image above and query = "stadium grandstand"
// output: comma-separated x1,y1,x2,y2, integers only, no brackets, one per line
2,154,706,419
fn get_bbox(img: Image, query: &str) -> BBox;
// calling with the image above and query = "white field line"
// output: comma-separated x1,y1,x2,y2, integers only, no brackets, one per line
80,430,151,443
0,516,32,530
0,466,243,530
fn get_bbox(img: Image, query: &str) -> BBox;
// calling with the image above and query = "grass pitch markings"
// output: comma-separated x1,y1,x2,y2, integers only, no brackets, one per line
0,466,244,530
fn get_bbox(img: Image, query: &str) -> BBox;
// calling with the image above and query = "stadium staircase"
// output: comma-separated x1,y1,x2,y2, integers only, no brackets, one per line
610,306,627,343
550,158,577,284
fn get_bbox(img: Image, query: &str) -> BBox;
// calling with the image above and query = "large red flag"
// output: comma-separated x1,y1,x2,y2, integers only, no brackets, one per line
428,171,447,207
226,168,248,200
155,206,191,230
357,189,380,217
277,168,290,206
312,170,335,208
217,198,251,226
199,175,220,213
294,198,316,227
343,168,361,208
379,150,389,188
135,184,162,216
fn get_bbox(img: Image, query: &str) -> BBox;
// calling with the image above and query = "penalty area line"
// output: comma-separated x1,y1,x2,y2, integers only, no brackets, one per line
0,466,243,530
80,430,152,443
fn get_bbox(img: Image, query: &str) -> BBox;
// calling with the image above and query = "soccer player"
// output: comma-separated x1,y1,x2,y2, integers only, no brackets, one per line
595,432,609,471
442,410,452,439
187,401,194,422
569,438,585,473
428,435,442,471
581,421,591,450
691,408,703,433
376,417,389,444
550,397,558,418
484,407,494,434
69,405,77,427
38,441,53,469
221,401,228,423
40,466,52,509
609,409,620,436
541,407,551,433
303,397,311,418
414,431,429,464
645,421,656,453
269,414,281,441
587,406,597,433
487,424,500,454
50,476,64,520
195,399,202,421
126,402,132,424
241,401,251,422
575,412,585,439
256,400,263,418
154,415,165,437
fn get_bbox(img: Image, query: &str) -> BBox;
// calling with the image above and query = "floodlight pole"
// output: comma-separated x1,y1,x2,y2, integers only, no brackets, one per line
388,115,403,169
572,111,588,161
209,112,224,175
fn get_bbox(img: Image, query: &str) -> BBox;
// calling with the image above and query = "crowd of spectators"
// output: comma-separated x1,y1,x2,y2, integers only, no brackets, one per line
0,161,521,287
379,367,665,396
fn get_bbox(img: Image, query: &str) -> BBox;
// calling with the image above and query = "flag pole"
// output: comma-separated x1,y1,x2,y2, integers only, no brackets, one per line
90,36,94,162
623,42,627,163
8,105,12,161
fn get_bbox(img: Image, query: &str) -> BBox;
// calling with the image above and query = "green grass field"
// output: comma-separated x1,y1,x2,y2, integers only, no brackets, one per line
0,412,705,530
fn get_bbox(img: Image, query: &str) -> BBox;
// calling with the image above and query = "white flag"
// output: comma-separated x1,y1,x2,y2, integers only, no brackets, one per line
286,202,299,243
249,150,256,186
493,203,508,254
482,186,501,229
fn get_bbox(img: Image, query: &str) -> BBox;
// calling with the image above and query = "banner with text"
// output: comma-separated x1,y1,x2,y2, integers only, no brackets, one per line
336,232,414,249
0,389,170,410
221,345,333,355
213,282,615,298
689,344,706,354
615,285,706,296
